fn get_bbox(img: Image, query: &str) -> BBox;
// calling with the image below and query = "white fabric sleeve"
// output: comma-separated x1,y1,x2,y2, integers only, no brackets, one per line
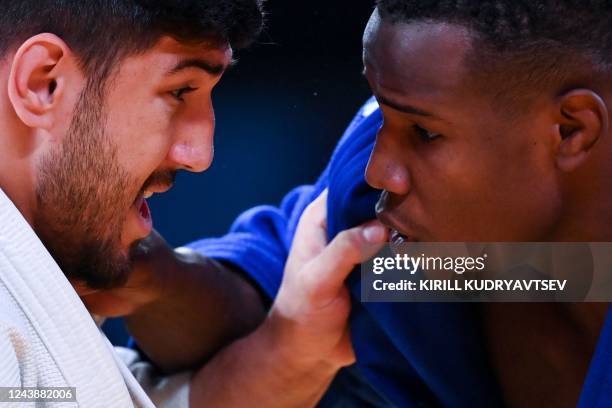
114,346,192,408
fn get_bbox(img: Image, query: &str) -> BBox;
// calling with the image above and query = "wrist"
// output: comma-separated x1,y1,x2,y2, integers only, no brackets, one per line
261,309,342,378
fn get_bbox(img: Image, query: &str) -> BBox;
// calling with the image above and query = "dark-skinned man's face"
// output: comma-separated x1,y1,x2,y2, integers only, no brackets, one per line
364,10,563,242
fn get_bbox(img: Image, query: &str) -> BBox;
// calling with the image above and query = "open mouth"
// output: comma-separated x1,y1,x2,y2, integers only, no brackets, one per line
130,190,154,240
129,183,172,237
134,194,151,219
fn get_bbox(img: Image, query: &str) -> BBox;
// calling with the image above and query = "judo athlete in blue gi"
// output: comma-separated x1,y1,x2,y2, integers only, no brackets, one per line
110,1,612,406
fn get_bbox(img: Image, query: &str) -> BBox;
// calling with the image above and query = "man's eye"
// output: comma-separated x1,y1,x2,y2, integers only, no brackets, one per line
414,124,441,142
170,86,197,101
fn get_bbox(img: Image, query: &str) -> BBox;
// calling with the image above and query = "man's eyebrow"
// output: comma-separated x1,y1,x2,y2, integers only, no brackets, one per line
377,95,434,117
361,68,435,118
166,58,236,76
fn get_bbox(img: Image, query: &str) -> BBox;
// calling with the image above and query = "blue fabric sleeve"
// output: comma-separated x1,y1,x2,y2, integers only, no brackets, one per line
186,180,328,300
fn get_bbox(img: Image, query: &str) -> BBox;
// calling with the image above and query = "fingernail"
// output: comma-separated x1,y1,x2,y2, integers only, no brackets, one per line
362,223,387,243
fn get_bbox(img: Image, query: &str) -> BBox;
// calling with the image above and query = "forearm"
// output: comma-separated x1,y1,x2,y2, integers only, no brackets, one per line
126,248,266,373
189,316,337,408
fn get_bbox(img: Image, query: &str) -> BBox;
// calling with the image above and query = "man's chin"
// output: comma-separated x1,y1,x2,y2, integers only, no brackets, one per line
71,279,101,297
58,243,133,291
75,239,146,293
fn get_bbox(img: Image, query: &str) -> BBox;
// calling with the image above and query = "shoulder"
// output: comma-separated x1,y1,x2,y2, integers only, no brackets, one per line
325,98,383,236
329,97,382,171
336,97,381,149
346,97,381,133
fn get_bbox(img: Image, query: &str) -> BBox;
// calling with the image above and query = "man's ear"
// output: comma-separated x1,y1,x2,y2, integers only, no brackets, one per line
554,89,609,172
7,33,74,131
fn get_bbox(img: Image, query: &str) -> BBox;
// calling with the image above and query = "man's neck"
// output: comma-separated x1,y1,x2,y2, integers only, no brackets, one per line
0,152,37,225
481,301,608,408
550,133,612,242
549,194,612,242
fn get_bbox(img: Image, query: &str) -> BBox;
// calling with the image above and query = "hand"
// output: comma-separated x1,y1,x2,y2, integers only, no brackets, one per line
268,190,388,371
79,230,173,317
188,190,388,407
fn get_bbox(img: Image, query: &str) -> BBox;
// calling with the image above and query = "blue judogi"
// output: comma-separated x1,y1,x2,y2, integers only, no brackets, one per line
188,98,612,407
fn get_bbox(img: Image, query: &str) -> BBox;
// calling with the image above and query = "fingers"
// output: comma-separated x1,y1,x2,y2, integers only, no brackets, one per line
288,190,329,265
304,220,388,300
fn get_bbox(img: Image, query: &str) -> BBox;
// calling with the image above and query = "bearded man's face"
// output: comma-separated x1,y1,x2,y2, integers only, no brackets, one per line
31,38,232,289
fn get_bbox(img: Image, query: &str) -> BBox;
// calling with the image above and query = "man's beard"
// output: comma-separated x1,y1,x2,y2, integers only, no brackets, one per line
33,81,138,290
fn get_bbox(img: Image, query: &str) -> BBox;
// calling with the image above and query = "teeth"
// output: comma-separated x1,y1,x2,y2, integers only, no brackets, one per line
143,191,153,199
390,229,413,244
391,230,405,244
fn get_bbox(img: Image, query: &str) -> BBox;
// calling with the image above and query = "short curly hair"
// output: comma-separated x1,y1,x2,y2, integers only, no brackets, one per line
376,0,612,113
0,0,264,80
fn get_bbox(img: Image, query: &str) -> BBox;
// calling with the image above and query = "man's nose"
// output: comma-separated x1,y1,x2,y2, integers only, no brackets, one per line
168,108,215,173
365,127,411,195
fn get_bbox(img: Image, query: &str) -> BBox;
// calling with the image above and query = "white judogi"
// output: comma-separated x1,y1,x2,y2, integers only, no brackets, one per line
0,188,190,407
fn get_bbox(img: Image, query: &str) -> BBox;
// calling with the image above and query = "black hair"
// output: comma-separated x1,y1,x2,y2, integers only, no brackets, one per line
0,0,264,79
376,0,612,112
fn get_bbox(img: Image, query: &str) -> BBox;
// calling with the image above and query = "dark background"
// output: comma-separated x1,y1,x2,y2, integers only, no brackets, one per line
105,0,376,344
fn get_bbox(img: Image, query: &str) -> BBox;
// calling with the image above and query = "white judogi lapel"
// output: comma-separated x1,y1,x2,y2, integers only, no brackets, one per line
0,187,155,407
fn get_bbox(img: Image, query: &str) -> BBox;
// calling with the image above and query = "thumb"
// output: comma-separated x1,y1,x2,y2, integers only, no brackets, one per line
304,220,388,301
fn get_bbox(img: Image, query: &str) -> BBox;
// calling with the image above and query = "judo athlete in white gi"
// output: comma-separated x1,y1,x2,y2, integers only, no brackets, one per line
0,2,389,406
0,188,188,407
